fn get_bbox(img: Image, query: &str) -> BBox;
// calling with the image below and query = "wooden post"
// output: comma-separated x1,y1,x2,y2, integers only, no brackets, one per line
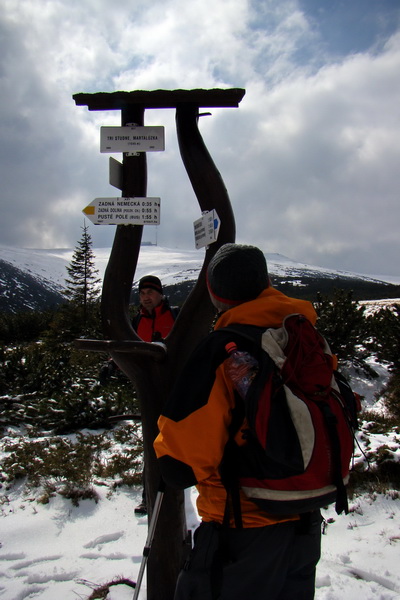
73,88,245,600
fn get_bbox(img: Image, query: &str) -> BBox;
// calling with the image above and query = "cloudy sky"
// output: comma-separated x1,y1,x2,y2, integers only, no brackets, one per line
1,0,399,276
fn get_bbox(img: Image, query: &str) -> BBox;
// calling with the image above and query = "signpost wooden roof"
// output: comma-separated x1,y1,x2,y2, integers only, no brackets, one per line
73,87,245,110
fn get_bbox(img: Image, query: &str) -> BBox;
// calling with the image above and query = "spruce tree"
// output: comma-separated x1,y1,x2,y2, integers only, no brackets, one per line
368,304,400,371
315,288,376,378
63,222,101,333
368,304,400,419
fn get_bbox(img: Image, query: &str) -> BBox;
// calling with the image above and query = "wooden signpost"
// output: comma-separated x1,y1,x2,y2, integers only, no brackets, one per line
73,88,245,600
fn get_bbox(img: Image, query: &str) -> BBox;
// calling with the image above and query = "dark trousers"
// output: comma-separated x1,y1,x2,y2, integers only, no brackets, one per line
174,511,322,600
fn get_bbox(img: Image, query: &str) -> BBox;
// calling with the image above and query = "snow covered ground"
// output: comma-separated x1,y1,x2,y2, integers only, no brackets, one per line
1,355,399,599
1,480,399,599
1,362,399,600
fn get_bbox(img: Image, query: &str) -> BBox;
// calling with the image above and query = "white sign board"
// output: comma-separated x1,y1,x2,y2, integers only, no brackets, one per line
193,210,221,249
100,126,165,153
83,197,160,225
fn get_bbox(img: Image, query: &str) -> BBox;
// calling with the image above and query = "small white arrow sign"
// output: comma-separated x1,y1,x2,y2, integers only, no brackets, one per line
193,210,221,249
83,197,161,226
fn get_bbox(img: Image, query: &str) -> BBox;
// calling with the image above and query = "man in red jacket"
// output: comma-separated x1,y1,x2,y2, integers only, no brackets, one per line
134,275,178,515
99,275,178,384
135,275,178,343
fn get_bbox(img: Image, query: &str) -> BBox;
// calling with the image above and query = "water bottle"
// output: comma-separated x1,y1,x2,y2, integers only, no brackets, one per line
225,342,259,398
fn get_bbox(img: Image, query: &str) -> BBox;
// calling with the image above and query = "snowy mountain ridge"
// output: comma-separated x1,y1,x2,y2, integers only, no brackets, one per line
1,244,399,289
1,244,400,313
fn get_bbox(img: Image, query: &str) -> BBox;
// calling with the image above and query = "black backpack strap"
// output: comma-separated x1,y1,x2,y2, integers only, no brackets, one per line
221,442,243,530
334,370,360,430
218,324,265,530
220,324,265,351
220,392,246,530
318,401,349,515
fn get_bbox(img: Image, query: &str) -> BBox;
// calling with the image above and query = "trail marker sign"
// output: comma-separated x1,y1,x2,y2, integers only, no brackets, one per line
193,210,220,249
83,197,160,225
109,157,123,189
100,126,165,153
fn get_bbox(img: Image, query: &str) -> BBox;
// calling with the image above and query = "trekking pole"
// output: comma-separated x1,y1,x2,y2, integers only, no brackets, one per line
133,480,166,600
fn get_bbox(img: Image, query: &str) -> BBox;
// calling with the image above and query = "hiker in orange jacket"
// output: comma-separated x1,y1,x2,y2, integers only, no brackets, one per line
154,244,322,600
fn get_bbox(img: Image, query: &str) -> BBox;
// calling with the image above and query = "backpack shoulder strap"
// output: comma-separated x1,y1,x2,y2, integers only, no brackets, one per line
218,324,269,530
221,323,266,340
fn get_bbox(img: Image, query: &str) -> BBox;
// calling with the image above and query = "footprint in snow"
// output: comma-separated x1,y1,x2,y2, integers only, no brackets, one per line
11,555,62,570
80,551,128,560
83,530,125,548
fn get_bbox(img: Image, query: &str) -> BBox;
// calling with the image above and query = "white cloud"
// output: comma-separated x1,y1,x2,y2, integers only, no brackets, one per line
203,34,400,274
0,0,399,276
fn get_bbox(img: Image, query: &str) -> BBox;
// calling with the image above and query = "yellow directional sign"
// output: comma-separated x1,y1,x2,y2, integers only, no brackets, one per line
83,197,161,225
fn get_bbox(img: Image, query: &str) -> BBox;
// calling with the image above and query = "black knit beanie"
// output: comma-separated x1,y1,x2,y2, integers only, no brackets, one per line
207,244,269,311
139,275,163,294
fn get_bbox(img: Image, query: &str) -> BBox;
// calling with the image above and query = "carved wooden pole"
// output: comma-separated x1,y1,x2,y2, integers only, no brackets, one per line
73,89,244,600
99,104,187,600
101,104,145,341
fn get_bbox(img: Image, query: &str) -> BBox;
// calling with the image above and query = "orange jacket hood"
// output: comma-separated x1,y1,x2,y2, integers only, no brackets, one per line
214,286,317,331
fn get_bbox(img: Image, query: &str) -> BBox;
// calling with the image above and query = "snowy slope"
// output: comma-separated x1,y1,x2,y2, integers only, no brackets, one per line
0,247,72,290
0,469,399,599
1,244,399,291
